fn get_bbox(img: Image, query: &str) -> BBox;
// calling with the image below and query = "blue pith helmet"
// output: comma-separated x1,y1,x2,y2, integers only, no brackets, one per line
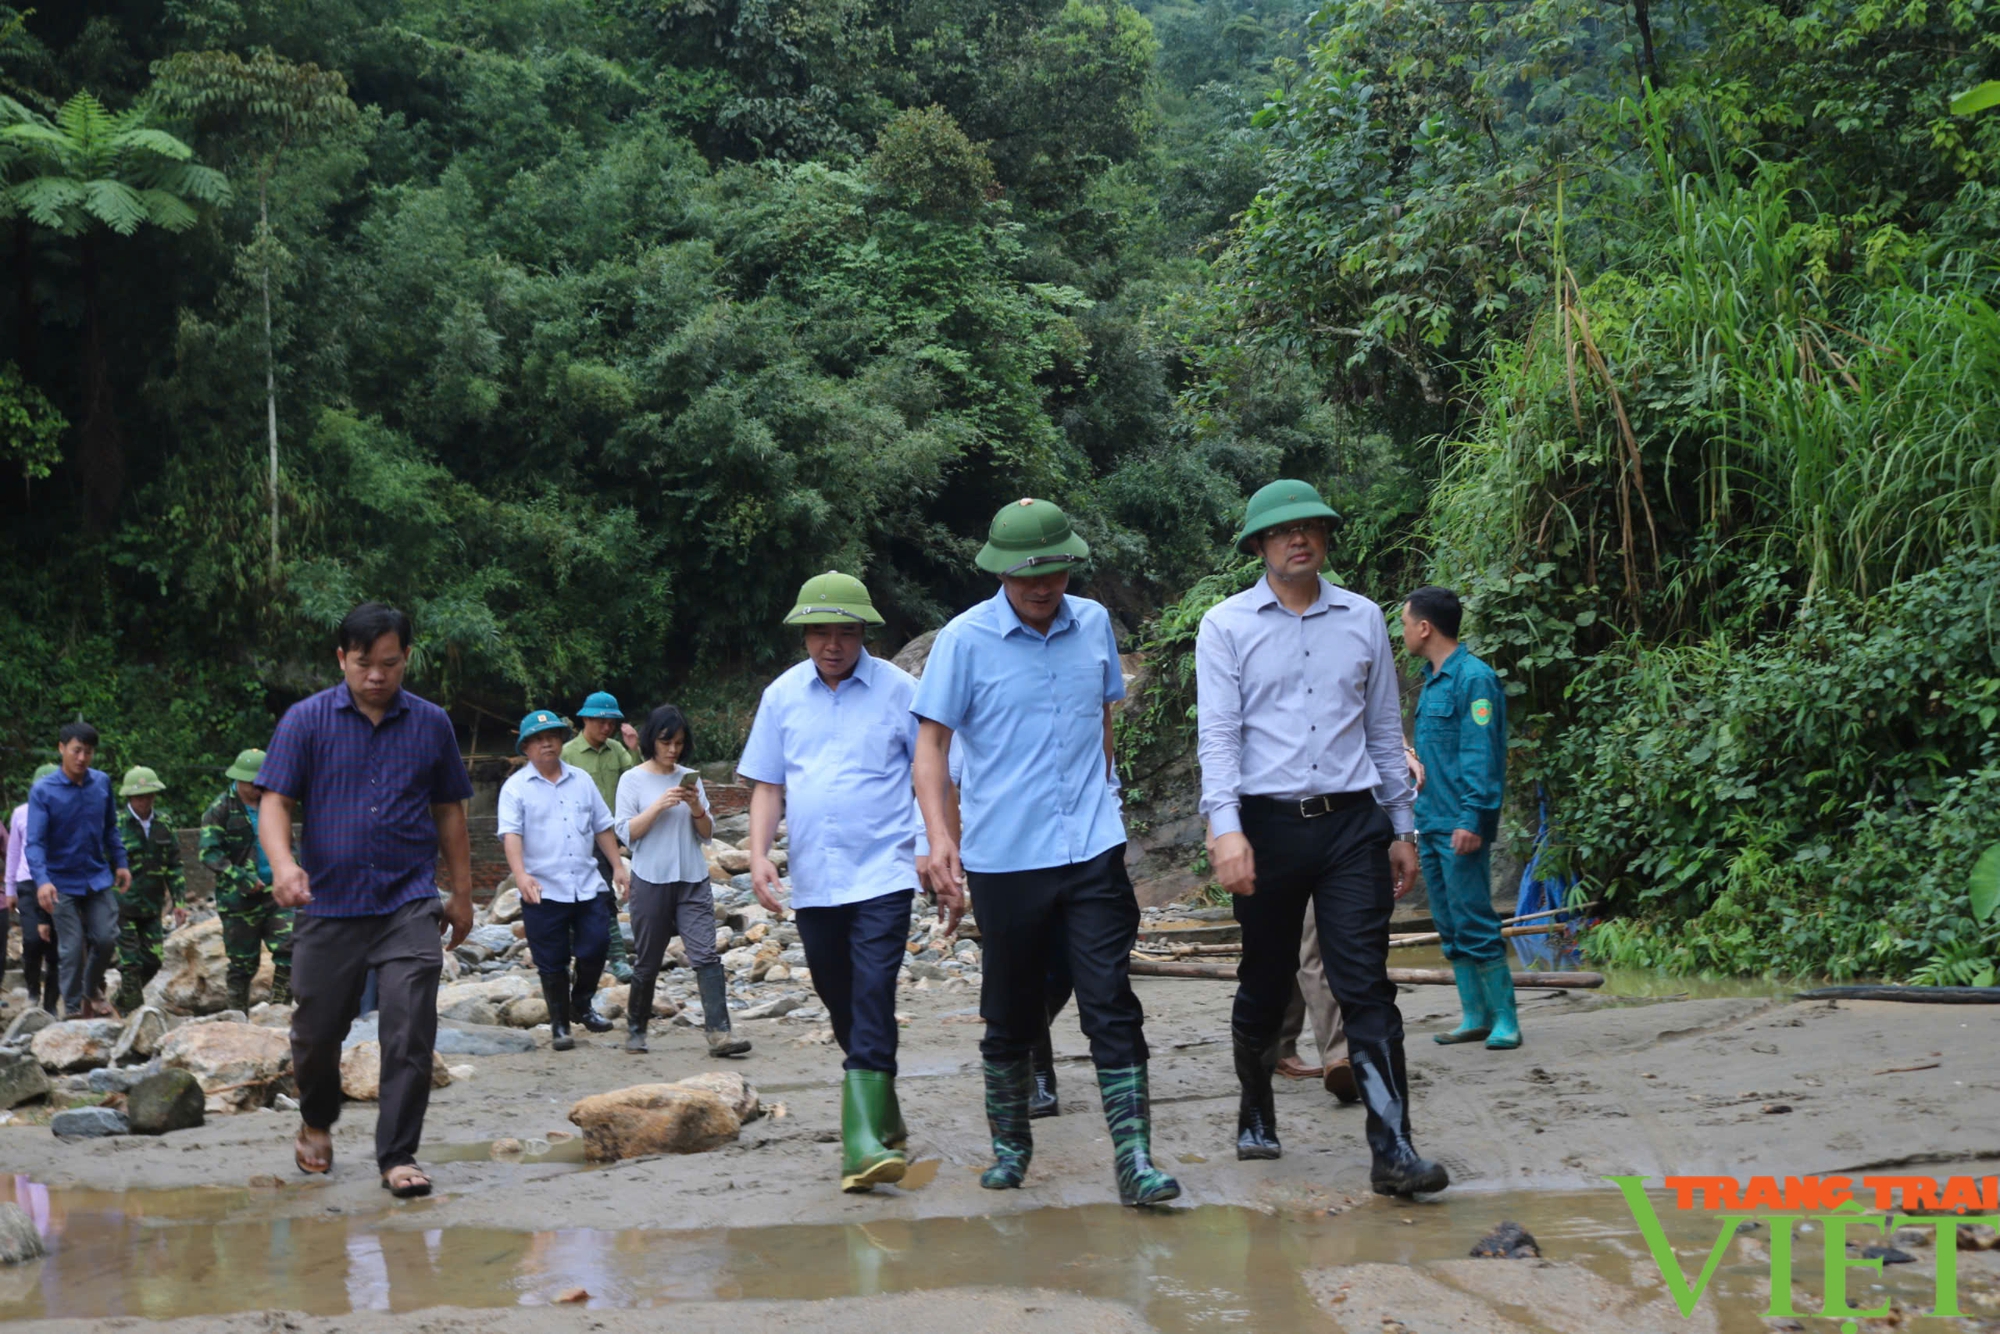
576,691,623,720
516,709,570,752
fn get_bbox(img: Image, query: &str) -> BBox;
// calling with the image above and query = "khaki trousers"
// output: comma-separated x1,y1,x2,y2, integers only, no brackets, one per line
1276,898,1347,1066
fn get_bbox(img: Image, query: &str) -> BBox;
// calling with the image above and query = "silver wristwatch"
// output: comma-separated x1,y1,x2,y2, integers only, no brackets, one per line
1393,832,1417,844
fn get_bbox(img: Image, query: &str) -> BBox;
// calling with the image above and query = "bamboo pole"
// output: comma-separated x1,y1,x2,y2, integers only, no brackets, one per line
1127,959,1603,988
1389,923,1557,949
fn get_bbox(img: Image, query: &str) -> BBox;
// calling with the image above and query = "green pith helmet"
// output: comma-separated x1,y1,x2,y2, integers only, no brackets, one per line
1232,479,1344,553
224,749,266,783
32,763,57,783
517,709,569,752
783,571,885,626
120,766,167,798
576,691,623,720
975,497,1090,576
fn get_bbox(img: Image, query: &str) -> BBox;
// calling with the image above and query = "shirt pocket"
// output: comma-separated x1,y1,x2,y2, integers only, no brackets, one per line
864,719,905,776
1415,694,1456,746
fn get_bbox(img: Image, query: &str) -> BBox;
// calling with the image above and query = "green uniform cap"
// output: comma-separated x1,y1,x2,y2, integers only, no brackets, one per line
224,749,266,783
1232,479,1344,553
517,709,570,752
32,763,58,782
975,497,1089,576
783,571,884,626
120,766,167,798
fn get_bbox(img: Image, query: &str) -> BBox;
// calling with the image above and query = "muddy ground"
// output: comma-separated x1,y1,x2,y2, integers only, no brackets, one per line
4,978,1999,1332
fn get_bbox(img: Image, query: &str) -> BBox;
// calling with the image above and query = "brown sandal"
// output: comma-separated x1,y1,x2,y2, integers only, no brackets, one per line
294,1128,333,1175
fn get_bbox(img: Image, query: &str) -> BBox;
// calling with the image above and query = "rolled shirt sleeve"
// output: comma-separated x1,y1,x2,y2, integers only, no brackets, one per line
1195,612,1247,839
495,778,525,839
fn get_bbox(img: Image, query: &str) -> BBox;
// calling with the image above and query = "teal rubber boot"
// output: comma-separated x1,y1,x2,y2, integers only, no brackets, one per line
840,1071,908,1192
1433,960,1492,1044
980,1059,1034,1189
1478,960,1521,1050
1096,1064,1181,1207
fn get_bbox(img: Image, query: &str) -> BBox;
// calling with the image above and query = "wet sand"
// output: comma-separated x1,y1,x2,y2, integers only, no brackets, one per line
4,979,1998,1330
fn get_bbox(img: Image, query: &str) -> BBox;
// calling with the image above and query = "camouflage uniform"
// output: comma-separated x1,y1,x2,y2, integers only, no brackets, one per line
113,804,187,1011
199,786,294,1010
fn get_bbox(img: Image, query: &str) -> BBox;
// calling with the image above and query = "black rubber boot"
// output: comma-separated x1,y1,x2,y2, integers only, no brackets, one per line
542,975,574,1052
625,969,655,1052
1029,1030,1060,1119
696,962,750,1056
226,976,252,1015
1351,1036,1449,1197
1233,1030,1281,1160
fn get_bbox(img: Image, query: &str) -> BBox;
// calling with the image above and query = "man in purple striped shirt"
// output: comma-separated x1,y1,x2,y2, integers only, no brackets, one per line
258,602,473,1197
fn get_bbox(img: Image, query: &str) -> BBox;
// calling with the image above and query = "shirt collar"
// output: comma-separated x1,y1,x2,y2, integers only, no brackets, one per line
127,803,150,827
810,648,878,694
526,761,575,787
1425,643,1469,683
990,584,1077,640
1251,574,1346,616
335,685,410,719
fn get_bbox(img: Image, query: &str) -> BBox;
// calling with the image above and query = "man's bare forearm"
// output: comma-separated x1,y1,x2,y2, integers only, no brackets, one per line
748,782,782,860
258,792,299,876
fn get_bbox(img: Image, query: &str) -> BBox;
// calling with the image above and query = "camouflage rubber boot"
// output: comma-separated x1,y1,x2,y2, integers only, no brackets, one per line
1097,1064,1181,1207
268,968,292,1007
979,1058,1034,1190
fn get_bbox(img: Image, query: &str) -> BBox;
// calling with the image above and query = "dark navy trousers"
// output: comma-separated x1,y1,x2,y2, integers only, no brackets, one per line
795,889,914,1074
520,893,612,997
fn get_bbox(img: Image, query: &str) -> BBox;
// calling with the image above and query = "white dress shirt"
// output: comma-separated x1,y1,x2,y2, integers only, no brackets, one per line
736,649,921,909
1195,574,1416,838
496,761,614,903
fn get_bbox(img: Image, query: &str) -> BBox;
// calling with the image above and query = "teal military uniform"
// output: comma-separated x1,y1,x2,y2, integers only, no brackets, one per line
112,803,187,1011
1412,644,1507,964
199,785,295,1009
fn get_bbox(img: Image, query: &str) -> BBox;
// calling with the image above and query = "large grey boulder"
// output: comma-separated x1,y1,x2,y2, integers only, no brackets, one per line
0,1203,44,1263
125,1069,207,1135
0,1050,50,1109
50,1105,127,1138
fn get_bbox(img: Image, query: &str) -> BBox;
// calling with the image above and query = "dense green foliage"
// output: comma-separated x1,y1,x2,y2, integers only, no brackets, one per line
4,0,1997,978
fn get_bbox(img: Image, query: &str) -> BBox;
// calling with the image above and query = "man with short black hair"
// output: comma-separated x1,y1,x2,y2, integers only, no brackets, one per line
1400,585,1514,1050
1197,479,1447,1198
27,721,129,1018
259,602,473,1198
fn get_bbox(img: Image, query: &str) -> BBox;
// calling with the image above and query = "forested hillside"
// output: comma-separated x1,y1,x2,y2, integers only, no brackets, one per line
4,0,1997,978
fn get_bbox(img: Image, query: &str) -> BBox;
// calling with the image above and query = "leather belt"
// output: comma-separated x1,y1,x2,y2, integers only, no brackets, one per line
1240,790,1373,819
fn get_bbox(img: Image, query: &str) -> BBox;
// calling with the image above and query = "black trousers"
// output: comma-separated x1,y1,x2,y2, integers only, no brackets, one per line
290,898,445,1173
14,883,60,1013
969,844,1146,1067
794,889,913,1074
1231,796,1403,1051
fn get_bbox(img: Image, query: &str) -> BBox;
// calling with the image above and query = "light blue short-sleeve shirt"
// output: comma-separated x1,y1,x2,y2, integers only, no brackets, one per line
910,587,1127,874
496,761,614,904
735,650,922,909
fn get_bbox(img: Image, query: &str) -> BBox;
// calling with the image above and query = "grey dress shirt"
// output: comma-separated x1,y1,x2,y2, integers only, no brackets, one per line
1194,574,1416,838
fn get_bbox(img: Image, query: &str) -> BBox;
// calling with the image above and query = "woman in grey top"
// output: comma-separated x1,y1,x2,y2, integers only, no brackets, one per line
614,705,749,1057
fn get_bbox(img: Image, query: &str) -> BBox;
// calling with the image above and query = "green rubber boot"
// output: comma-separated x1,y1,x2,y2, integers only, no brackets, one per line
881,1075,908,1150
1096,1064,1181,1207
979,1059,1034,1189
1478,959,1522,1050
268,968,292,1007
1433,960,1492,1044
840,1070,908,1193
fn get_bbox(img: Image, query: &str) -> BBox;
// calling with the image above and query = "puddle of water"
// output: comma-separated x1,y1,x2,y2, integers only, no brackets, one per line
894,1157,941,1190
421,1137,590,1167
6,1176,1984,1330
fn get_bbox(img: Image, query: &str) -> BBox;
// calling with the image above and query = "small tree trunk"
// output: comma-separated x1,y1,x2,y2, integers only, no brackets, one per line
76,234,126,534
261,190,280,583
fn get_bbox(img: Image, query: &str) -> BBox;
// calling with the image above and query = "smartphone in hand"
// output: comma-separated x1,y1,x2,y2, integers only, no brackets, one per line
678,771,700,790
